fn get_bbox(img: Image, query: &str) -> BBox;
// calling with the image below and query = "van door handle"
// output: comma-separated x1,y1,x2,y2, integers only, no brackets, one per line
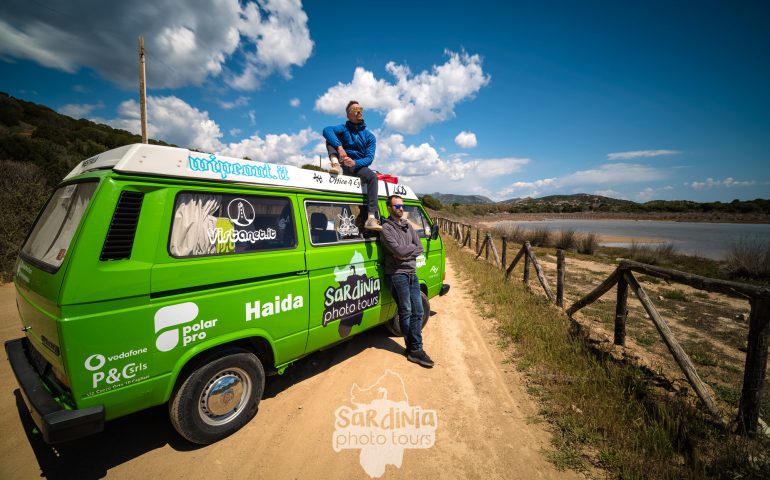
296,270,308,275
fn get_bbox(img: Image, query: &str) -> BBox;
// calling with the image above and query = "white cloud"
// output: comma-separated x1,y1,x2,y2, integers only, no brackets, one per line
607,149,681,160
289,97,300,107
247,110,256,125
685,177,757,190
373,132,527,196
100,96,223,152
220,128,320,167
497,163,665,199
58,101,104,118
0,0,313,90
454,131,477,148
315,50,490,134
593,189,626,199
229,128,242,136
218,96,249,110
101,95,323,166
229,0,314,89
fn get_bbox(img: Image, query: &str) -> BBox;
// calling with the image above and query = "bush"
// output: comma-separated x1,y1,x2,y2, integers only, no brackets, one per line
577,233,599,255
421,194,443,210
491,223,526,244
726,239,770,280
555,229,577,250
527,226,552,247
628,241,678,265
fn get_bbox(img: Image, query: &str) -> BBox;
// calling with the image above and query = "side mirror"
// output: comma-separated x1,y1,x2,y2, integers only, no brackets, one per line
430,224,439,240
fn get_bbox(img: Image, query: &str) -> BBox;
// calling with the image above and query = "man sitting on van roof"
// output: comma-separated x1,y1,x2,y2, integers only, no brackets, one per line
323,100,381,232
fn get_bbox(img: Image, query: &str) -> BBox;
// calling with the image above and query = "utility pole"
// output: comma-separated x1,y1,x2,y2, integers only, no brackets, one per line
138,36,148,144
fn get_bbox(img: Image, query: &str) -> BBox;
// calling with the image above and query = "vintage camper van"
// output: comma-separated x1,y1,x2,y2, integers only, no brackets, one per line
5,144,448,444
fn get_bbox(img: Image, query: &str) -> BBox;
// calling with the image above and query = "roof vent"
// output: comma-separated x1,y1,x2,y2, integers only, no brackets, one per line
100,191,144,261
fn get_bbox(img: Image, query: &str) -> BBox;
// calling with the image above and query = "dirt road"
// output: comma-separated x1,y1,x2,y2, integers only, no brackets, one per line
0,260,580,479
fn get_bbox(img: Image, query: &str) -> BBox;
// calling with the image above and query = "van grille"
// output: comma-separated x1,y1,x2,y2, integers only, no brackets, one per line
100,191,144,260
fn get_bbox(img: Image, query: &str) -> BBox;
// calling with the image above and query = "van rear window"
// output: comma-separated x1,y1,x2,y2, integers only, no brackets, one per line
21,181,98,270
169,193,295,257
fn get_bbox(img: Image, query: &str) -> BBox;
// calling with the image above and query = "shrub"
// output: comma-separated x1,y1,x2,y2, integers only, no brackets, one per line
492,223,526,244
628,241,678,265
577,233,599,255
555,229,577,250
527,226,552,247
725,239,770,280
421,194,443,210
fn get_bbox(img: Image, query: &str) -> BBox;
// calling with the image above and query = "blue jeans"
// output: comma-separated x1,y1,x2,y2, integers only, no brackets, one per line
387,273,424,353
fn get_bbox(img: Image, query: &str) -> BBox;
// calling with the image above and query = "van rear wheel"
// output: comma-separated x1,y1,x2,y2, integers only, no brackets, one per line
386,292,430,337
170,349,264,444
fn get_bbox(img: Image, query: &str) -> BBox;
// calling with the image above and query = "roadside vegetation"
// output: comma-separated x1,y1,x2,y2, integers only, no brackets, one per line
446,239,770,479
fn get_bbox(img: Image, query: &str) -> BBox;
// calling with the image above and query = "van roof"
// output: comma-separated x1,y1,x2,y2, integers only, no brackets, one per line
63,143,419,200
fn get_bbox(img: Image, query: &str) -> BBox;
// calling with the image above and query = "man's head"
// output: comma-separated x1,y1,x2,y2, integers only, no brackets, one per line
387,195,404,219
346,100,363,124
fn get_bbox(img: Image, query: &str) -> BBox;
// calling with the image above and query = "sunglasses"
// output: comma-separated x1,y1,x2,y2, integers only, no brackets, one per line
348,107,363,114
391,204,404,209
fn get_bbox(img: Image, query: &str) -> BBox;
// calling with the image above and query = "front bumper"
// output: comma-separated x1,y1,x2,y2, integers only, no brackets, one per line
440,283,450,296
5,338,104,443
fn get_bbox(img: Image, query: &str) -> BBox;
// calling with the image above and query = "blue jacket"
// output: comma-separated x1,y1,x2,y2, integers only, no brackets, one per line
322,121,376,169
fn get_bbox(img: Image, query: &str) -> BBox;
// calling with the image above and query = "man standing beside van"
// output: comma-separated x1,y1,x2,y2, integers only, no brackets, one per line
323,100,381,231
381,195,434,368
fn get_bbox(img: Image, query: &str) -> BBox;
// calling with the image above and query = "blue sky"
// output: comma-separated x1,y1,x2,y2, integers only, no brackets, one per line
1,0,768,202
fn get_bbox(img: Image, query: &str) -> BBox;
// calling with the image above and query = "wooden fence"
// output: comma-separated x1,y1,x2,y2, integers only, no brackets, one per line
435,216,770,436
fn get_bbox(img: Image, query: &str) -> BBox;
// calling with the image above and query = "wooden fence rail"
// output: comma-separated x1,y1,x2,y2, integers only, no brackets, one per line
435,216,769,436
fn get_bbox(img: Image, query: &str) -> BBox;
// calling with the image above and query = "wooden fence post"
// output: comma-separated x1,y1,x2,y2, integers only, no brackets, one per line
488,234,501,268
501,237,508,272
614,275,628,346
737,297,770,435
505,245,526,280
475,229,480,255
624,271,724,424
525,243,555,303
556,249,565,308
523,242,531,285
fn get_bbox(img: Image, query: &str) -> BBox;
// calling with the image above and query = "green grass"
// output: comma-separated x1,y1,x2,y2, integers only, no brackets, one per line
446,239,770,479
660,288,690,302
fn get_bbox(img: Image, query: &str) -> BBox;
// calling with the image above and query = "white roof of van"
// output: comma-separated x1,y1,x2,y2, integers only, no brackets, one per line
63,144,418,200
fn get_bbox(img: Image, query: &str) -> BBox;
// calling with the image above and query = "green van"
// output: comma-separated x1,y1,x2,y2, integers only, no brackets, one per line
5,143,449,445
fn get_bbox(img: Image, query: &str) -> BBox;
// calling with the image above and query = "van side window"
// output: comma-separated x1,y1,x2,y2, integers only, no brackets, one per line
401,205,431,238
169,193,296,257
305,201,368,245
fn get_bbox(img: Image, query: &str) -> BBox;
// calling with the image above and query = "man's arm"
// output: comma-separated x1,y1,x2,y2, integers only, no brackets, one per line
410,226,424,256
354,130,376,169
322,125,343,148
380,224,420,258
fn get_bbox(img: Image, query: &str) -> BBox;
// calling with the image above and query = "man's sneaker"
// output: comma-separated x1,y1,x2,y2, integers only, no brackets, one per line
407,349,434,368
364,217,383,231
329,161,343,175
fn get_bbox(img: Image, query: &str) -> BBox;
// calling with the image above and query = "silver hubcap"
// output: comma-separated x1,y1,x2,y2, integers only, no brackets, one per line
198,367,252,426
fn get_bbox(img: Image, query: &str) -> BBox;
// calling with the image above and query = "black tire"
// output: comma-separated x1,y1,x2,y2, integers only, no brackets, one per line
169,349,264,444
386,291,430,337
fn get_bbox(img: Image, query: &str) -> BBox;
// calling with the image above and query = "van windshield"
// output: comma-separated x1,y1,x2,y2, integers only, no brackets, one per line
21,181,98,270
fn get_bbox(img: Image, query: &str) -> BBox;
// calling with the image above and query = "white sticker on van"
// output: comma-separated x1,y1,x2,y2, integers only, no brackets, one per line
337,213,359,237
416,254,426,268
227,198,255,227
83,347,150,396
154,302,218,352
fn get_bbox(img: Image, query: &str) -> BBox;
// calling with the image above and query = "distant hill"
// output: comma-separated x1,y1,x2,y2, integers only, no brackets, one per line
503,193,639,211
421,192,495,205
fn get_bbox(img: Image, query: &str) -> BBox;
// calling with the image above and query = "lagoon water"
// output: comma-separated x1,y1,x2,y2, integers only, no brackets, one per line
495,219,770,260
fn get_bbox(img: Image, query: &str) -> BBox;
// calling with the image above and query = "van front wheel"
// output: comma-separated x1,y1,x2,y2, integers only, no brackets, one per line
386,292,430,337
170,350,264,444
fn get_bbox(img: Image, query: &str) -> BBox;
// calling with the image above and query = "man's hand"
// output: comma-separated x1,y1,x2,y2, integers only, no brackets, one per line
342,156,356,167
337,146,348,158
